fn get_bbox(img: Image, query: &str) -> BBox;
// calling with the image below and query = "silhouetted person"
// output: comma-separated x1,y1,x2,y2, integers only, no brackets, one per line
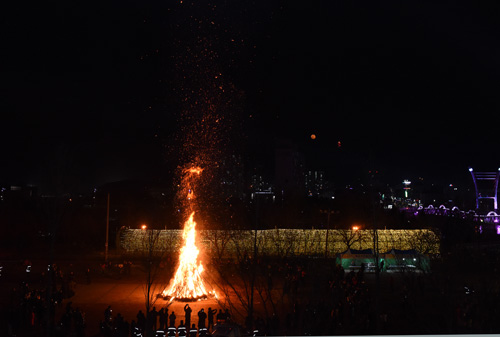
169,311,176,328
137,310,146,332
131,320,140,337
65,301,73,314
199,326,208,337
207,308,217,331
216,310,224,323
115,313,124,326
198,308,207,329
159,308,167,330
178,320,187,337
167,323,176,337
151,306,159,331
104,305,112,323
189,323,198,337
184,304,192,329
74,307,85,337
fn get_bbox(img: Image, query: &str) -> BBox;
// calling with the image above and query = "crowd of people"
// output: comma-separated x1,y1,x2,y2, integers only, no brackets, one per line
242,258,374,336
100,304,231,337
7,248,500,336
5,262,84,336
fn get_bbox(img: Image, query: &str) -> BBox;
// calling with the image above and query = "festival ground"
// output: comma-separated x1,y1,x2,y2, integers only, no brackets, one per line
2,244,500,336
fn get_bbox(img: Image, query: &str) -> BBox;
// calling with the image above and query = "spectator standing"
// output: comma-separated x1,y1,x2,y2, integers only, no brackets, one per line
169,311,176,328
137,310,146,332
207,307,217,331
104,306,112,323
178,320,187,337
167,324,176,337
151,306,159,331
198,308,207,329
189,323,198,337
184,304,192,329
159,308,167,331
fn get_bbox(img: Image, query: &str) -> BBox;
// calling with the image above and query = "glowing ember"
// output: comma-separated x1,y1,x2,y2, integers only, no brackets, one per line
162,166,216,302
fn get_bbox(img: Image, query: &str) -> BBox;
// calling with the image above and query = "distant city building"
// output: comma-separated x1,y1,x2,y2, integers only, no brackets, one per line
0,184,37,202
403,180,411,199
249,173,275,202
274,139,305,200
220,154,245,200
305,170,325,197
249,173,272,192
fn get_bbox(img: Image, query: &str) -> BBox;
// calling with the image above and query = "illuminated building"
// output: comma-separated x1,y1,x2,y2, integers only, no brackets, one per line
403,180,411,199
305,170,325,197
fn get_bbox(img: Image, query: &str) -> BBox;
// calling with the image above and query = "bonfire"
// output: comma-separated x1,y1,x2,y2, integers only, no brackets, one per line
162,167,216,302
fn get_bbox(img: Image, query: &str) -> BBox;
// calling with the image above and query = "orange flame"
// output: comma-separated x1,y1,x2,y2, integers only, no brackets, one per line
163,166,216,301
162,212,212,300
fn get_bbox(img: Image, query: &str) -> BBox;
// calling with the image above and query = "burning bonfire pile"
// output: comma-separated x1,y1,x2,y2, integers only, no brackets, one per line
161,167,216,302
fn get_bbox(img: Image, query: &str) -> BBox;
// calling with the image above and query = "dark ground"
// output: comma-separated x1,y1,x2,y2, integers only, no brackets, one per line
2,241,500,336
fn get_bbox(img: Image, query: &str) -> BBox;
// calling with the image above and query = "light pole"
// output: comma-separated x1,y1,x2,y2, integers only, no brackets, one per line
249,193,261,332
322,208,335,258
105,193,110,263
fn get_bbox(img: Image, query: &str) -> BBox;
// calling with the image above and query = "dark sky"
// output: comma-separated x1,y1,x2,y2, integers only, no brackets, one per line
1,0,500,192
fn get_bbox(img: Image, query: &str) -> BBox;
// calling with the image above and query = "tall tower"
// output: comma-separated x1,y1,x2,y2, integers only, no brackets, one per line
469,167,500,212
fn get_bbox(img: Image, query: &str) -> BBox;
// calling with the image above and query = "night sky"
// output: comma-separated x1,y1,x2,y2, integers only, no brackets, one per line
2,0,500,193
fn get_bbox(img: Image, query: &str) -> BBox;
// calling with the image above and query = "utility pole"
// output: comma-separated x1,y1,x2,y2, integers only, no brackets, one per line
370,173,380,334
323,208,334,258
325,208,331,258
105,193,110,263
249,195,259,332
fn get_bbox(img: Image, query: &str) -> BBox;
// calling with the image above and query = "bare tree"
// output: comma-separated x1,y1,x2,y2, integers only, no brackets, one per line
203,229,234,261
209,228,306,333
407,229,440,255
141,229,169,323
338,229,369,250
267,228,300,258
405,229,440,273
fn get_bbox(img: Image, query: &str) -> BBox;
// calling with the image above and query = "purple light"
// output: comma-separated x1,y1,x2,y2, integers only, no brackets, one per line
496,225,500,235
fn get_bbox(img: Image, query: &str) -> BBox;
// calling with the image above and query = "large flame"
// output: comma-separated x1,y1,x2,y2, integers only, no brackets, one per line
162,166,215,301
